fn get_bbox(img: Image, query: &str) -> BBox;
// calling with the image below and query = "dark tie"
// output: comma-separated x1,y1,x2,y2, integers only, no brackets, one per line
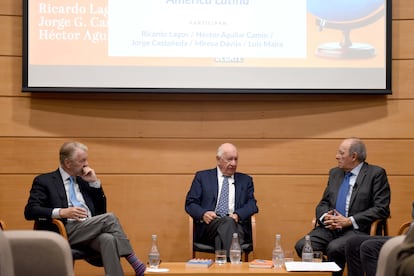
69,176,83,207
335,172,353,216
216,176,230,217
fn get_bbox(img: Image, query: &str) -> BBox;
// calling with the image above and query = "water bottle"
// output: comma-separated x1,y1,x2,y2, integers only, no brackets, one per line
229,233,242,264
148,234,160,269
272,234,285,268
301,235,314,262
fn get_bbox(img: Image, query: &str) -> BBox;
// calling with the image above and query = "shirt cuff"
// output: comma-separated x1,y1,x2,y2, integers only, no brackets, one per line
319,213,327,225
52,208,61,218
89,179,101,188
350,216,359,229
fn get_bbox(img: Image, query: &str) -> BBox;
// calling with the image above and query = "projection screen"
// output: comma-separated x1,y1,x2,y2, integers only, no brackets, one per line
22,0,392,94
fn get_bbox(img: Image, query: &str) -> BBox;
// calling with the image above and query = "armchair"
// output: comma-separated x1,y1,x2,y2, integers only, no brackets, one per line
188,215,256,262
3,230,74,276
0,228,14,276
33,219,103,267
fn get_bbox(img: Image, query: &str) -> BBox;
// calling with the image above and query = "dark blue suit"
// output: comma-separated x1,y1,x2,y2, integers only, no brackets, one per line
185,168,258,244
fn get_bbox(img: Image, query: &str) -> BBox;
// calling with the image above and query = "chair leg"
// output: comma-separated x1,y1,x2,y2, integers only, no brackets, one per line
243,252,249,262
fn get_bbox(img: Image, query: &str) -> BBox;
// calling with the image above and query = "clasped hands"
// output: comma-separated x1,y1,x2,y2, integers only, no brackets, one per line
323,209,352,230
202,211,239,224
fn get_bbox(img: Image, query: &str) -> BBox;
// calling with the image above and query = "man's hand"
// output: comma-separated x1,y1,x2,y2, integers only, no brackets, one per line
60,207,88,221
80,166,98,182
202,211,218,224
324,209,351,230
229,213,239,223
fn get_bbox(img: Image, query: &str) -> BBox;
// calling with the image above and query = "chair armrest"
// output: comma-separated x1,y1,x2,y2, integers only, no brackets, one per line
51,219,69,240
0,219,5,230
397,221,411,235
251,215,256,258
188,216,194,258
370,218,389,236
33,219,69,240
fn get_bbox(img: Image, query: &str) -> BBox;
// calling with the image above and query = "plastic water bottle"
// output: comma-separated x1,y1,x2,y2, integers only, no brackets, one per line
302,235,314,262
148,234,160,269
229,233,242,264
272,234,285,268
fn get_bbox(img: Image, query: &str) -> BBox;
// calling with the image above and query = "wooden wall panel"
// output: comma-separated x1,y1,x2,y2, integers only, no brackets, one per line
391,60,414,98
393,20,414,60
2,97,414,138
0,16,21,56
393,0,414,20
0,57,22,96
0,0,21,16
0,138,414,175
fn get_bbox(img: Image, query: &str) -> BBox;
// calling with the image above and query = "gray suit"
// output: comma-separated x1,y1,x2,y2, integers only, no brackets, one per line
295,162,391,275
24,169,133,276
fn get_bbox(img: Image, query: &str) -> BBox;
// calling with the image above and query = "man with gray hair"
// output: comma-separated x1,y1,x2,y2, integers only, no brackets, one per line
185,143,258,258
25,141,145,276
295,137,391,276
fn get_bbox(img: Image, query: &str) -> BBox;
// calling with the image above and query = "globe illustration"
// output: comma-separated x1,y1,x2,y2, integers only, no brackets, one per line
307,0,385,58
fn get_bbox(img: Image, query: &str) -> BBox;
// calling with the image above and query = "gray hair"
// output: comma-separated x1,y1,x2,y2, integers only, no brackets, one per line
216,143,237,158
348,137,367,162
59,142,88,164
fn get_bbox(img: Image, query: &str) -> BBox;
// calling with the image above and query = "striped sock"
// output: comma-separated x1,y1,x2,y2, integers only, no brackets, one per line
126,253,146,276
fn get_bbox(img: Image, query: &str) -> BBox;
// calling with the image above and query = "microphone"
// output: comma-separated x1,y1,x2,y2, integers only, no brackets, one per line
352,183,358,191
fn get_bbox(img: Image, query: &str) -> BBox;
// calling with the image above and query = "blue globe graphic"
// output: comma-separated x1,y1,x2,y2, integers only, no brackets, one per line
307,0,384,22
307,0,385,58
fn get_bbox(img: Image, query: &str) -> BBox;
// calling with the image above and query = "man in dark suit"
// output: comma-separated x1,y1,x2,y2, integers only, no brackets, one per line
185,143,258,256
295,137,391,276
345,201,414,276
24,141,145,276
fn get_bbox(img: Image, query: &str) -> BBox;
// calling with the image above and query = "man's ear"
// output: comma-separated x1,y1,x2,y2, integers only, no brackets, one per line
352,152,358,161
63,158,71,168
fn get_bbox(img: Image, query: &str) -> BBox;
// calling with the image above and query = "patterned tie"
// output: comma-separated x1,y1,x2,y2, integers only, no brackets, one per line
335,172,353,216
216,176,230,217
68,176,83,207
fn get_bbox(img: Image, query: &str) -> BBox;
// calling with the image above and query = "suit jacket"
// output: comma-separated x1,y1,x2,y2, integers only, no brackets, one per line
24,169,106,230
185,168,258,242
316,162,390,233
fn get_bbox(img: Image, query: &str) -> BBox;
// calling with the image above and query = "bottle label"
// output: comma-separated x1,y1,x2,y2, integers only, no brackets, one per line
302,252,313,262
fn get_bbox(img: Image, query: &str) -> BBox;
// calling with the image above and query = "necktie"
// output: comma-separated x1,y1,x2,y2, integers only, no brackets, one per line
335,172,353,216
216,176,230,217
69,176,83,207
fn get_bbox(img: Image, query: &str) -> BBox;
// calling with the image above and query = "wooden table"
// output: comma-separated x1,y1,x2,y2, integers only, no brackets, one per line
145,262,332,275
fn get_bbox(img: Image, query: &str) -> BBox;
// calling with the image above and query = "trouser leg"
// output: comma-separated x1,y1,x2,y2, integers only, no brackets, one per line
66,213,134,257
89,233,124,276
